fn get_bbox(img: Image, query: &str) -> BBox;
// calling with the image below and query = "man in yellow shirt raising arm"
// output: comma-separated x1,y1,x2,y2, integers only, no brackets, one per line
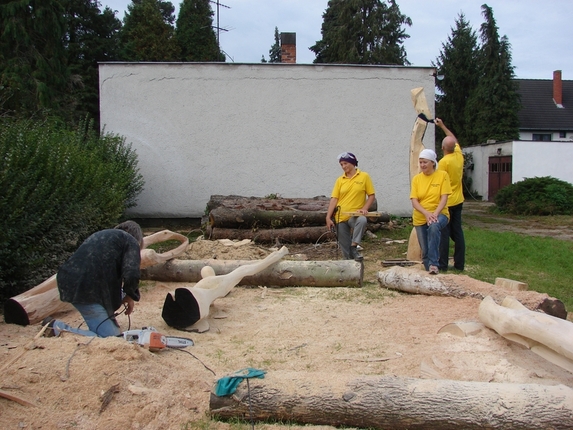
435,118,466,271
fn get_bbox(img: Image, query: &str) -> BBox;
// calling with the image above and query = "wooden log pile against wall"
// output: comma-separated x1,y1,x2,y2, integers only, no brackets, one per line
204,195,390,244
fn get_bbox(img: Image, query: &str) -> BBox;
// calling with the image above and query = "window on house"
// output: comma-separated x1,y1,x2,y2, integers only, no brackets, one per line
559,131,567,138
532,133,551,141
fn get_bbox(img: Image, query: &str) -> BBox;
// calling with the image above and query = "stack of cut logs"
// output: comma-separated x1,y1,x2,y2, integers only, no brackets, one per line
203,195,390,244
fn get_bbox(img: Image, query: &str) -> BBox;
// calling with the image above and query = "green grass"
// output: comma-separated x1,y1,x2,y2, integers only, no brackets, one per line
363,220,573,311
462,226,573,310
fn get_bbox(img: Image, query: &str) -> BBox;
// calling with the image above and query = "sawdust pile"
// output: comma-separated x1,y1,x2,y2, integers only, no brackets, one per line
1,239,572,430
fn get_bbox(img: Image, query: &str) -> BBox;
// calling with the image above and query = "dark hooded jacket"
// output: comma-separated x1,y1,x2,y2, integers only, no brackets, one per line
57,229,141,317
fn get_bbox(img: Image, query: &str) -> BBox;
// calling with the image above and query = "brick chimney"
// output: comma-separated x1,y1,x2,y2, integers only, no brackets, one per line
553,70,563,107
280,33,296,64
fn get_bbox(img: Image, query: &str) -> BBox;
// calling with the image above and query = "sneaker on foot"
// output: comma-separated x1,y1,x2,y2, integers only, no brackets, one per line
350,245,363,261
429,265,439,275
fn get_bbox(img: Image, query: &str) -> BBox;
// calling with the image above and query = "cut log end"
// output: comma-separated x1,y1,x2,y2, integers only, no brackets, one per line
3,299,31,326
162,289,201,329
538,298,567,320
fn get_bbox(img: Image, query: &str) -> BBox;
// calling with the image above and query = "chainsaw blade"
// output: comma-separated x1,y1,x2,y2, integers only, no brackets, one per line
165,336,194,348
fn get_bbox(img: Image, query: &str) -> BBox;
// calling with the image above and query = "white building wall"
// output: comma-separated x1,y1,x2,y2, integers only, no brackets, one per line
464,140,573,201
99,63,435,218
513,141,573,184
464,142,513,201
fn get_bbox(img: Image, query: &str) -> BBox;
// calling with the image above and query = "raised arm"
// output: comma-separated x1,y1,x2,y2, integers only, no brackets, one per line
435,118,456,139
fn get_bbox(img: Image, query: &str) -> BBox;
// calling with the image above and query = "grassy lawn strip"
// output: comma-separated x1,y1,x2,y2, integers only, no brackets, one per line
463,226,573,310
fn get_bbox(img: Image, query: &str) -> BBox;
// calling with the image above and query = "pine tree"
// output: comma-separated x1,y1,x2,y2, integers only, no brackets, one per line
119,0,180,61
268,27,281,63
464,4,520,145
63,0,122,126
433,14,479,147
310,0,411,65
0,0,69,117
176,0,224,62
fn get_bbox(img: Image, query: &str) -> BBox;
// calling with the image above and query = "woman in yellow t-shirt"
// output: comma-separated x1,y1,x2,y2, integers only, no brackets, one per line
326,152,376,261
410,149,451,274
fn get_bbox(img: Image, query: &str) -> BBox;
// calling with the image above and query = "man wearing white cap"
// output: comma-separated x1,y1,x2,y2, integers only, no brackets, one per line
410,149,451,274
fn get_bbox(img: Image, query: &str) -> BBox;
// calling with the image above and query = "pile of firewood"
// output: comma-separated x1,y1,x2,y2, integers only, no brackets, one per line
203,195,390,244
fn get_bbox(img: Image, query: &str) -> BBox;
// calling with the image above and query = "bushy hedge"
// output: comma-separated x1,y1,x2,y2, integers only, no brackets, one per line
494,176,573,215
0,118,144,301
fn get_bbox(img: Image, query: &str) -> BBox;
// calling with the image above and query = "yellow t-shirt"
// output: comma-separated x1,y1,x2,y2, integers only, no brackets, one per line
409,169,452,226
331,169,375,223
438,143,464,207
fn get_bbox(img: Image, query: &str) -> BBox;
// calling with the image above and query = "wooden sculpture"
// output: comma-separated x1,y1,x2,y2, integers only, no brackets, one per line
406,87,433,262
479,295,573,373
162,246,289,332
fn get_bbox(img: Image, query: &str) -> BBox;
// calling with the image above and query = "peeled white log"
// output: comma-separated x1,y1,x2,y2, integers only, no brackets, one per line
479,295,573,373
210,371,573,430
3,275,74,326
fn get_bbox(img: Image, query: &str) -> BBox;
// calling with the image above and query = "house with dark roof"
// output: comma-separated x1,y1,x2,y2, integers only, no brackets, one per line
463,70,573,201
516,70,573,141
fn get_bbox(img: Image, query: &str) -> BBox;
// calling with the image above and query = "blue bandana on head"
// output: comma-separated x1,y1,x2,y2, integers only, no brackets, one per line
337,152,358,166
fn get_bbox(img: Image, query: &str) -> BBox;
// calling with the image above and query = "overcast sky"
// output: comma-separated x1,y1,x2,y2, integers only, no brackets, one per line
101,0,573,80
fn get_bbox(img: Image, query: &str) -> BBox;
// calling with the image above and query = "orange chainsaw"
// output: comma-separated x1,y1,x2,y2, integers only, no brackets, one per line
122,327,194,352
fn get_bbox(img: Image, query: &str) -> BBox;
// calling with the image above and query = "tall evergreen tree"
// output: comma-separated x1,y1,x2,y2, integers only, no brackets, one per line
310,0,411,65
464,4,520,145
119,0,180,61
176,0,224,61
63,0,122,126
433,14,479,147
0,0,69,117
268,27,281,63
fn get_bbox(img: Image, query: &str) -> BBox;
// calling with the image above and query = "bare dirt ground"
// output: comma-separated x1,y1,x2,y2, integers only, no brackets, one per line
463,201,573,241
2,203,573,429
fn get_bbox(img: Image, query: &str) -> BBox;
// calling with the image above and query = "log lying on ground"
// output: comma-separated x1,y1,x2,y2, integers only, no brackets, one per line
142,259,363,287
377,266,567,319
479,296,573,373
3,275,74,326
4,229,190,326
210,371,573,430
205,225,335,243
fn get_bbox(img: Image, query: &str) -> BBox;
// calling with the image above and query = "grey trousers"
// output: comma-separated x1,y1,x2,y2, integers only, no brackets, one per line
336,216,367,259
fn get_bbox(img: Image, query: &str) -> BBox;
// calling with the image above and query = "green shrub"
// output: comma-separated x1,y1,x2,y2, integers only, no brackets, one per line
494,176,573,215
0,118,144,300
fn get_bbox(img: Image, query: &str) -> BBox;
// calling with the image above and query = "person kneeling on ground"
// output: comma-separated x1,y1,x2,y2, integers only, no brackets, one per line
42,221,144,338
